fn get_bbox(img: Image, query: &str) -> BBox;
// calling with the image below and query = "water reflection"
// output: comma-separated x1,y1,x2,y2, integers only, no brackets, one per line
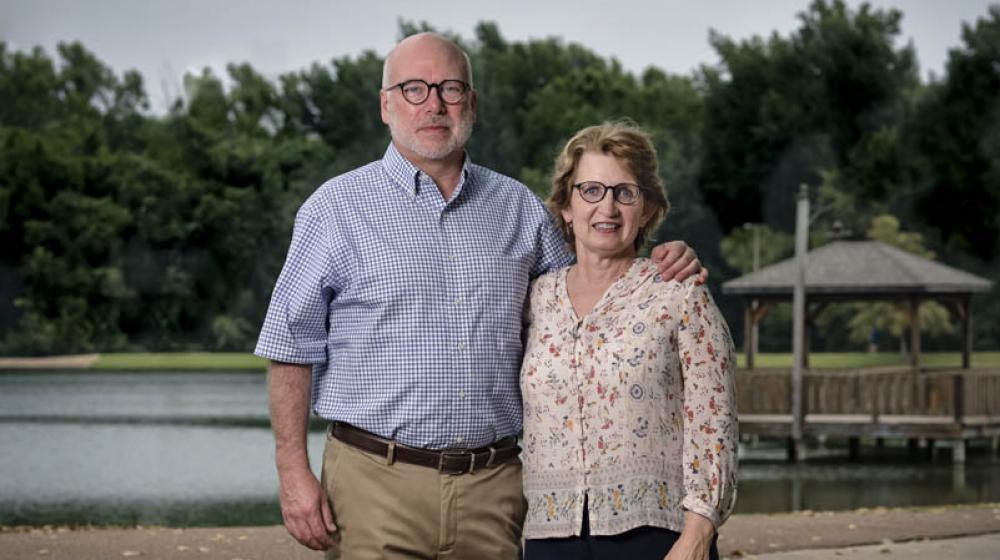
736,453,1000,513
0,421,329,526
0,371,326,526
0,372,270,423
1,372,998,526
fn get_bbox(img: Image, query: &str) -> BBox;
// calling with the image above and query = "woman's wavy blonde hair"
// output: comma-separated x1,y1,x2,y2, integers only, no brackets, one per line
546,121,669,253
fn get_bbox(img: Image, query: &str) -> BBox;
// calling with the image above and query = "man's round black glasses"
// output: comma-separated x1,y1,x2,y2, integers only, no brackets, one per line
573,182,643,205
384,79,470,105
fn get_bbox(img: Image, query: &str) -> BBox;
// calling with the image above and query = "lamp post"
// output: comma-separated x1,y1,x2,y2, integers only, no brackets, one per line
789,187,838,462
791,185,809,462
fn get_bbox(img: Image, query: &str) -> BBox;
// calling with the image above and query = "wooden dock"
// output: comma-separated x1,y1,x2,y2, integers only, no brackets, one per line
736,366,1000,462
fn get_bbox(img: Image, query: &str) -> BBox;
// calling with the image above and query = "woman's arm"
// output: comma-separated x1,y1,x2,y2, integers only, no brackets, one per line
665,511,715,560
672,281,739,558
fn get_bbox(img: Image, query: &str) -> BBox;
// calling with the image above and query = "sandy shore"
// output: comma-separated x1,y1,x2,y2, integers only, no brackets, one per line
2,503,998,559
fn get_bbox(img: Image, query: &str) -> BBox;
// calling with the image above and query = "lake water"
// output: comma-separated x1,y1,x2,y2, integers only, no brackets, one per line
1,372,998,526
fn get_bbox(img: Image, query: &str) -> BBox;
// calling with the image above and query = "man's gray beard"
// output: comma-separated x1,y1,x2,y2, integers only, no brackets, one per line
392,116,475,161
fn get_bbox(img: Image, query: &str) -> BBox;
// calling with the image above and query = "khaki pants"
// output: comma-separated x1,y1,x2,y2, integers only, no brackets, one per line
322,434,527,559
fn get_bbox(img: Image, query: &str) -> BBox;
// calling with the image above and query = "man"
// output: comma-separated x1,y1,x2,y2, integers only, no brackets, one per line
255,32,703,559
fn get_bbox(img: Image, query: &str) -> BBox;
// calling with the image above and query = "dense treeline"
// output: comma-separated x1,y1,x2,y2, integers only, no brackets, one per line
1,1,998,355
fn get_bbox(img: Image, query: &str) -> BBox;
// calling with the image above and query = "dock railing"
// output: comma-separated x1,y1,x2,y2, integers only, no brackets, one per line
737,367,1000,440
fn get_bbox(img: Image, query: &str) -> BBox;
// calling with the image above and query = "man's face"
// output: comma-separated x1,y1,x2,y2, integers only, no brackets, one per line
380,39,476,164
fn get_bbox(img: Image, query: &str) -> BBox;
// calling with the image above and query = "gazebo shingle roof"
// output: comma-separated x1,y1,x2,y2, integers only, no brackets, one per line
722,241,992,298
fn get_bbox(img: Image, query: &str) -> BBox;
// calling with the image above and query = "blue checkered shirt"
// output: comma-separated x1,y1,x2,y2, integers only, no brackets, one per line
255,143,574,449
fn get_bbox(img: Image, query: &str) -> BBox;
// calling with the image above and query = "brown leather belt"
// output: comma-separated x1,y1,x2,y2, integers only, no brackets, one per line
329,422,520,475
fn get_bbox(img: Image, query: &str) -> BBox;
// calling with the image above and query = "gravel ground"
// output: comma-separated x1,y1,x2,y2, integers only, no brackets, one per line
1,503,998,559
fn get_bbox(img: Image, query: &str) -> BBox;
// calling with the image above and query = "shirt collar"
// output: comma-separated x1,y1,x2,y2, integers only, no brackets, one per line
381,142,474,200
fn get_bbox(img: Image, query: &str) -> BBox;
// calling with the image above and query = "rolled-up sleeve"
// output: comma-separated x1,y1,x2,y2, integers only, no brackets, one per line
530,209,574,278
677,281,739,527
254,203,336,365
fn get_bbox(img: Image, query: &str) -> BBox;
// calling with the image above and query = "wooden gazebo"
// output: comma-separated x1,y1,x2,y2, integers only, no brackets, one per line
722,241,993,369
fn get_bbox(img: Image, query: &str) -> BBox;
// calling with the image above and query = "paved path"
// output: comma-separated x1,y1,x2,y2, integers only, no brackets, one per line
748,532,1000,559
0,354,98,369
716,503,1000,556
1,504,998,559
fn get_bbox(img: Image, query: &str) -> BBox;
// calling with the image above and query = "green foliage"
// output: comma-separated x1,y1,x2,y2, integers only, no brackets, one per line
720,224,794,274
0,40,336,354
866,214,931,257
699,0,919,233
843,300,954,350
911,6,1000,261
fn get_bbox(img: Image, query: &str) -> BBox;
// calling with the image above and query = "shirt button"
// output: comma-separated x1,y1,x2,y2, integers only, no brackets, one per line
447,255,457,262
455,296,464,305
458,342,467,351
455,437,464,444
458,390,467,399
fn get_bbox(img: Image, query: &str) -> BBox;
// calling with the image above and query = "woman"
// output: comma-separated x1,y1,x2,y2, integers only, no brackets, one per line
520,122,737,560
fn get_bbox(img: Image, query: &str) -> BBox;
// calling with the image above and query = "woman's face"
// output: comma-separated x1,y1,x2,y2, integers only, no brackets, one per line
562,151,654,261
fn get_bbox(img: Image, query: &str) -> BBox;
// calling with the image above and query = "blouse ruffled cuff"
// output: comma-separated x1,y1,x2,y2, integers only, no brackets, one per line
681,495,724,529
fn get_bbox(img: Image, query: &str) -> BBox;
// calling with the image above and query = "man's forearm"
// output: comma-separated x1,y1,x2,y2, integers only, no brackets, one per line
268,361,315,473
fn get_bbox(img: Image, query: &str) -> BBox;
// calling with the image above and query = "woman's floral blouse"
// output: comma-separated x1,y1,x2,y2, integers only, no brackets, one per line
520,258,738,539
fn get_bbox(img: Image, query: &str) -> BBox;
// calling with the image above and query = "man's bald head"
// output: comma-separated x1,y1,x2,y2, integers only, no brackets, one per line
382,32,473,89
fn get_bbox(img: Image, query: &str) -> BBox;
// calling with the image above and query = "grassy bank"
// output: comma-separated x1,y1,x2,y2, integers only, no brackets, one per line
735,351,1000,368
3,351,999,371
94,352,267,370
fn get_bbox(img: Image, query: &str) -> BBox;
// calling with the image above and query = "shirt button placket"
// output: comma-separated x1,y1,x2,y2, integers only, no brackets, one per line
442,208,472,446
574,318,590,482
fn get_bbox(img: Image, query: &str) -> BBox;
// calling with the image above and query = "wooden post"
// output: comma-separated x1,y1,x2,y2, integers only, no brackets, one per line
952,440,966,464
959,297,972,369
953,373,964,424
909,298,921,369
802,302,826,371
952,373,965,466
747,303,769,371
751,298,760,364
744,303,754,370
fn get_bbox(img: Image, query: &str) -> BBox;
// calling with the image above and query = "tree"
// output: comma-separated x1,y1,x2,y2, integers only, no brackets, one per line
0,41,148,353
720,224,794,274
699,0,920,234
911,6,1000,261
3,16,996,354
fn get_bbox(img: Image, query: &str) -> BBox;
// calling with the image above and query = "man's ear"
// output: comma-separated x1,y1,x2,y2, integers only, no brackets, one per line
380,90,390,125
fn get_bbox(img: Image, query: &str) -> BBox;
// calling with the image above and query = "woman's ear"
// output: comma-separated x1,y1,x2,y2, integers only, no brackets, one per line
640,203,656,228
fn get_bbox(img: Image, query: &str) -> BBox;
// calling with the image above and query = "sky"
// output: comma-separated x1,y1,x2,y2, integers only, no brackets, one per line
1,0,996,112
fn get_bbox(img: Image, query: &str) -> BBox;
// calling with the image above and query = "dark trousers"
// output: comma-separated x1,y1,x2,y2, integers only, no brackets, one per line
524,500,719,560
